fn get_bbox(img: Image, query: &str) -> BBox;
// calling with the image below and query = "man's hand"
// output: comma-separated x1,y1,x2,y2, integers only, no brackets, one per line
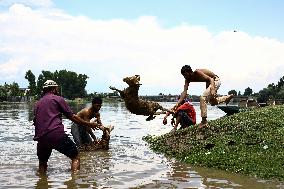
173,104,178,111
163,118,167,125
89,122,99,129
171,118,175,126
93,140,99,145
70,114,98,129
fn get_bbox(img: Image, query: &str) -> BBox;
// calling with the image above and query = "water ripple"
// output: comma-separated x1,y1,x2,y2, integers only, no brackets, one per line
0,102,283,188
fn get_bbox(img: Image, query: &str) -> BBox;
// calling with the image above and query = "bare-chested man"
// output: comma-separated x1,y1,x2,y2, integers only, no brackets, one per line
71,97,113,149
174,65,234,126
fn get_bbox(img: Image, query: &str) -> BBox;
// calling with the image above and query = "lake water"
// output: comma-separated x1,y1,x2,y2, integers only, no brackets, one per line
0,101,283,189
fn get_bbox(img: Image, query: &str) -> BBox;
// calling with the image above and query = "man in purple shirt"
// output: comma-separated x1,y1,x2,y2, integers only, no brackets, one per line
33,80,98,173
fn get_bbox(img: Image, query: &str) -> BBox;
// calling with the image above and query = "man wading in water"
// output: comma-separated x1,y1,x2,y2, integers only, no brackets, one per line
173,65,234,127
71,97,114,150
33,80,98,173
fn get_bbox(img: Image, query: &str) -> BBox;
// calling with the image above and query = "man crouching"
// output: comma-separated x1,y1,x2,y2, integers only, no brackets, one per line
71,97,114,151
163,97,196,132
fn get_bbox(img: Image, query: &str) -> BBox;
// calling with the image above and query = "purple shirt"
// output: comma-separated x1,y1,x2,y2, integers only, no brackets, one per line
33,93,74,141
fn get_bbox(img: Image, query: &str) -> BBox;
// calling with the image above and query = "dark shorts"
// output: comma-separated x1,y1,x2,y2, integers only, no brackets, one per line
71,123,92,147
37,134,78,162
176,110,194,129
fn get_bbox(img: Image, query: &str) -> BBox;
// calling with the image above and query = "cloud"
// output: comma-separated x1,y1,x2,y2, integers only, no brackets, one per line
0,0,53,8
0,3,284,95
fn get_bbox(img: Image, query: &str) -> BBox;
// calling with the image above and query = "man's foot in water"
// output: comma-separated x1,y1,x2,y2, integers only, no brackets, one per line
225,94,234,105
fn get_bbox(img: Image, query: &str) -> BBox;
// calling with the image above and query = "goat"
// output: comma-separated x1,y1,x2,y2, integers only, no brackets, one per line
110,75,170,121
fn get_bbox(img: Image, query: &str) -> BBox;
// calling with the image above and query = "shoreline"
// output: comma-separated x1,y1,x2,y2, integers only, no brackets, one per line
143,105,284,181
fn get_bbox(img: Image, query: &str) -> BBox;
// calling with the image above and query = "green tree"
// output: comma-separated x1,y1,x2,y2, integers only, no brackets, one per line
55,70,88,99
35,70,88,99
257,84,275,103
0,85,7,101
243,87,253,96
9,82,21,96
228,90,237,96
3,82,9,100
0,82,21,101
36,70,54,95
25,70,37,96
277,76,284,90
275,86,284,100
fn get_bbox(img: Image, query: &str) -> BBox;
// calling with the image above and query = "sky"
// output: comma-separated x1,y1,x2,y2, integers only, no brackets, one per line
0,0,284,95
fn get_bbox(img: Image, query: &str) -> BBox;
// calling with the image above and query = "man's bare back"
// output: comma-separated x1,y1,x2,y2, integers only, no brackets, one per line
184,69,216,84
173,65,233,127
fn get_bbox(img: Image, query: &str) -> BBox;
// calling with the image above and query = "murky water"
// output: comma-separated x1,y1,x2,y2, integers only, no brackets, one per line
0,101,283,189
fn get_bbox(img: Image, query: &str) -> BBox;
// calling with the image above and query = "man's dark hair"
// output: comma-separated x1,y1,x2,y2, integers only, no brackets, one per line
92,97,102,105
42,86,56,95
181,65,192,74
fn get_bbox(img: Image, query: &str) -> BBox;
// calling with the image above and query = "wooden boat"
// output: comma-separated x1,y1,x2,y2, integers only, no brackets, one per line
217,104,240,115
217,97,260,115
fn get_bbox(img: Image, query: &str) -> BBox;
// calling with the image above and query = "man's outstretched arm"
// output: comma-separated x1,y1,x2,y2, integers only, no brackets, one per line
69,114,98,129
174,80,189,109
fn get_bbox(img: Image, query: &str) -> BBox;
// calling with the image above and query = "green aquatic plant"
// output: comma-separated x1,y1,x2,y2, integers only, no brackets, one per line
143,105,284,181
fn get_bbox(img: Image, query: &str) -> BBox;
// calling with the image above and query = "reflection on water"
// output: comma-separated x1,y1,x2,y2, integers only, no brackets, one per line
0,102,283,189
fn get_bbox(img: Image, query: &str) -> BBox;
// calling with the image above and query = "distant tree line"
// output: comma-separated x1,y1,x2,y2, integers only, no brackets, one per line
256,76,284,102
1,71,284,103
25,70,89,100
0,69,120,102
228,87,253,97
228,76,284,103
0,82,22,101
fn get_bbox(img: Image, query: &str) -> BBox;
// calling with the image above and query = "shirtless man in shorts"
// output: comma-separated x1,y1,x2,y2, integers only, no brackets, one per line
174,65,234,127
71,97,113,150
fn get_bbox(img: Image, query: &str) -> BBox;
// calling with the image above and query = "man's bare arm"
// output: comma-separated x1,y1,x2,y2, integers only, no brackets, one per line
95,113,102,125
86,127,97,141
175,80,189,109
69,114,98,129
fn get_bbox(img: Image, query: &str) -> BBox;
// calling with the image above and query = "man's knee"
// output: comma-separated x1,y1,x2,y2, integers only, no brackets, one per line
38,161,48,173
55,135,79,159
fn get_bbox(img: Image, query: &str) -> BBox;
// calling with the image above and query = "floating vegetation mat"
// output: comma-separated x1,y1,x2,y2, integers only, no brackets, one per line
143,105,284,181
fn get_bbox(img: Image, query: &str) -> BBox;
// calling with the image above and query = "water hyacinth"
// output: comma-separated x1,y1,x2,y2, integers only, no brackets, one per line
143,105,284,181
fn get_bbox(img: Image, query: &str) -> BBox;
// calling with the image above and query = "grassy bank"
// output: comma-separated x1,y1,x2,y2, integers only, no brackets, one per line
143,105,284,181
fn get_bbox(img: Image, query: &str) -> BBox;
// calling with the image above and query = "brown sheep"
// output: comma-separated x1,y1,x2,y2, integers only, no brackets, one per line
77,126,112,151
110,75,170,121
